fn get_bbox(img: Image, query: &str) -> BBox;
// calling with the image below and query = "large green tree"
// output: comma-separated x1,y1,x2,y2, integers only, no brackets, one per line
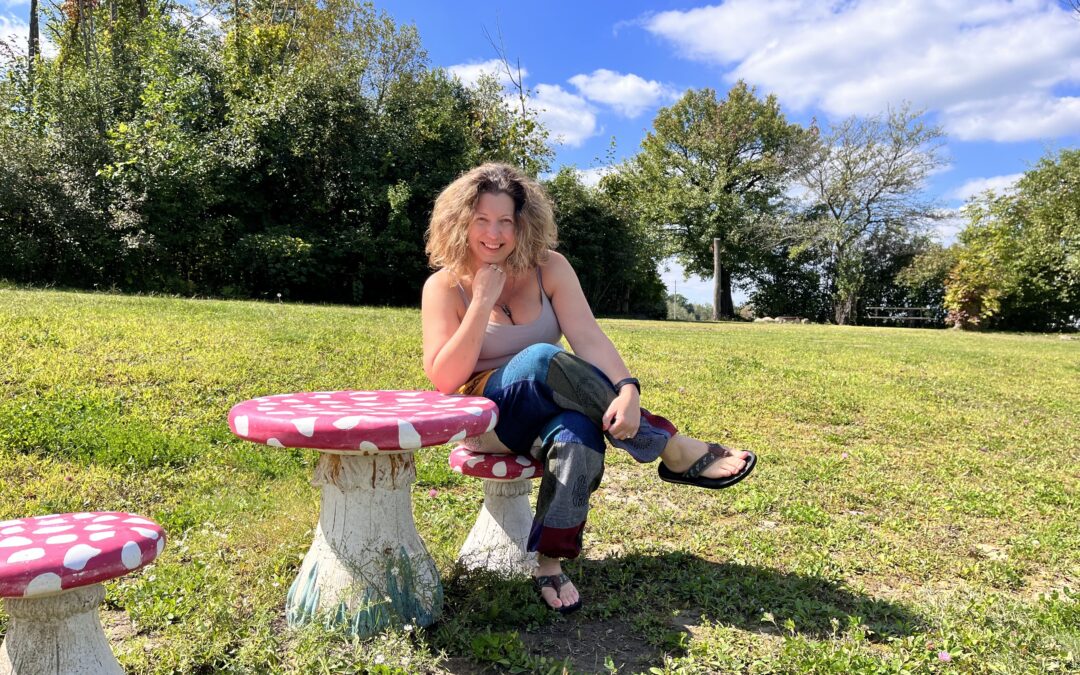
627,82,807,318
945,148,1079,331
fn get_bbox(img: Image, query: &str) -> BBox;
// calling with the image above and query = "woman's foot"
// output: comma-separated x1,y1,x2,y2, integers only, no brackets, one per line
660,434,749,479
533,554,580,613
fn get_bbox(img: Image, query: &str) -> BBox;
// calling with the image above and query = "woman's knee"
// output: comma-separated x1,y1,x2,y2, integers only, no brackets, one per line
542,410,604,451
500,343,564,382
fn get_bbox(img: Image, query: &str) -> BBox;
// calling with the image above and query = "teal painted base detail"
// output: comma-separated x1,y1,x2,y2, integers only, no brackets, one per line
285,546,443,638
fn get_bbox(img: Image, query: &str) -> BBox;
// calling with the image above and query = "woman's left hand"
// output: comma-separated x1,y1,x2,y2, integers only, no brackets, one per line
603,389,641,440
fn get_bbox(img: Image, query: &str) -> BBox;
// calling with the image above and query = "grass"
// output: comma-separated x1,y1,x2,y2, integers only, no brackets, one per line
0,285,1077,674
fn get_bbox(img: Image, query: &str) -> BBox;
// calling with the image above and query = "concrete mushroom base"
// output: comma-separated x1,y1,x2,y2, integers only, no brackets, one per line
0,584,122,675
286,452,442,637
458,478,538,576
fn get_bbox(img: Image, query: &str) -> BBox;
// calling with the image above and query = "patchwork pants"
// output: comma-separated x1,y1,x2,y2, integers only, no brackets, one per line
461,344,677,559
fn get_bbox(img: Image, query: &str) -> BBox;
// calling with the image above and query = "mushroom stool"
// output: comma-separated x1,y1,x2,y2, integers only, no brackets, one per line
449,447,544,576
0,512,165,675
228,390,498,637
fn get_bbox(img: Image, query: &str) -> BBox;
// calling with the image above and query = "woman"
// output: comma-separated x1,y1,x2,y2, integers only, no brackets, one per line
422,163,756,614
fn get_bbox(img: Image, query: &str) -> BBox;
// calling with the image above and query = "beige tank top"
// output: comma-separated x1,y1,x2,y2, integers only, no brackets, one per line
458,267,563,372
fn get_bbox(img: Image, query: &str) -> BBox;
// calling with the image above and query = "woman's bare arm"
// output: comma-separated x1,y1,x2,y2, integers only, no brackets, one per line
421,267,505,393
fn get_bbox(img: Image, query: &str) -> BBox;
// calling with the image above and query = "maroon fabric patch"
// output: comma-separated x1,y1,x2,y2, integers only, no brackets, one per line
529,522,585,559
641,408,678,436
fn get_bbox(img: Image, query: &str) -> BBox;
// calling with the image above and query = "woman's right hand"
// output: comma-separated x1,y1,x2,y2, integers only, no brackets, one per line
471,264,507,309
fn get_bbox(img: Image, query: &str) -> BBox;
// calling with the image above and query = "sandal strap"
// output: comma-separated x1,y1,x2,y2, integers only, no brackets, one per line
534,573,570,591
684,443,733,479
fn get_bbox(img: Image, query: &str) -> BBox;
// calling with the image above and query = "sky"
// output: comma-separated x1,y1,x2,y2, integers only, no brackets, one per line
4,0,1080,304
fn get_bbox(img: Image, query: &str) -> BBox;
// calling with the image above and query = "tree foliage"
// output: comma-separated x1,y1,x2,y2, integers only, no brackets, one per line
944,149,1079,330
0,0,571,306
794,105,946,324
626,82,808,318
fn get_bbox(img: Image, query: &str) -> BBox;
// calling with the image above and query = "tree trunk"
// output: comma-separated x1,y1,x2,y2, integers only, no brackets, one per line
712,238,734,320
28,0,39,85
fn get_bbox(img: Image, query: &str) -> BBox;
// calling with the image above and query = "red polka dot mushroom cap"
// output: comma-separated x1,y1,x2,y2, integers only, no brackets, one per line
228,390,498,453
0,512,165,598
449,447,543,481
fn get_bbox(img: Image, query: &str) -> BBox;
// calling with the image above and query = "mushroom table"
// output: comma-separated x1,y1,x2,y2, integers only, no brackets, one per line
227,390,498,637
0,511,165,674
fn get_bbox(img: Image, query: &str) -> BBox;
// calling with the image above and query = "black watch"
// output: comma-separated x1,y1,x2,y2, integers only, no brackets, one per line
614,377,640,394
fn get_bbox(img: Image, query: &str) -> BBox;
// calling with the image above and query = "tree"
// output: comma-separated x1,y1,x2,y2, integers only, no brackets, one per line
628,82,808,318
796,105,945,324
944,148,1080,330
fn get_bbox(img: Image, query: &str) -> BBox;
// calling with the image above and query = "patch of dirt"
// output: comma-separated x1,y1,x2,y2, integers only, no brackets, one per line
517,618,660,674
100,608,138,643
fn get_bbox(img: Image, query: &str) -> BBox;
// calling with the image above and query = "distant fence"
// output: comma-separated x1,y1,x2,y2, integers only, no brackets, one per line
865,306,940,327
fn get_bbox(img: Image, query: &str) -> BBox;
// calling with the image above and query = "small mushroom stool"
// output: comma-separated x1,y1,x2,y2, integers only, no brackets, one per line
0,512,165,675
449,447,544,576
228,390,498,637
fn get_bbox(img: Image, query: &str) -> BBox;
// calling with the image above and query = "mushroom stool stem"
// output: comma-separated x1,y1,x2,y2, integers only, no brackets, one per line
286,452,442,637
449,447,544,577
0,584,122,675
459,478,538,576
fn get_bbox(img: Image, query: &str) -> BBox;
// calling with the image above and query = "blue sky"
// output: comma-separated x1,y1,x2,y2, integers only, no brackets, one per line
4,0,1080,304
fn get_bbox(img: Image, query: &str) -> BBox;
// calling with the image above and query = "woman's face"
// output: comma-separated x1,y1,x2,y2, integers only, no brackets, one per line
467,191,517,269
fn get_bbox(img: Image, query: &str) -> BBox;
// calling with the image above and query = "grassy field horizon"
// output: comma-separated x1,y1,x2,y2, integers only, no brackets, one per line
1,285,1077,674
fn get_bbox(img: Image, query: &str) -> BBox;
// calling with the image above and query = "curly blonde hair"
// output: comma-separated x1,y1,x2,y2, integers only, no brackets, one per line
426,163,557,280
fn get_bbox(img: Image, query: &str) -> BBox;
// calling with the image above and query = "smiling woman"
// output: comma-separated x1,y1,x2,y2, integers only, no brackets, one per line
420,163,757,615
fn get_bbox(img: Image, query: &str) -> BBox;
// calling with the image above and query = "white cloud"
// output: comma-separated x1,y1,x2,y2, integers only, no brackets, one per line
933,209,969,245
576,165,615,187
947,173,1023,202
447,58,526,89
644,0,1080,142
2,12,56,58
944,95,1080,141
568,69,674,117
530,84,597,147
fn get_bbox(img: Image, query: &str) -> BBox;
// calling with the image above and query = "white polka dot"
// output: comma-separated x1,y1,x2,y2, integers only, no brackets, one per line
358,441,379,452
521,466,536,478
72,513,96,520
282,398,302,403
267,438,284,448
88,531,115,542
452,465,462,473
515,456,532,466
462,406,485,416
121,542,142,569
234,415,249,436
267,411,292,416
122,518,155,525
46,534,78,544
492,462,508,478
485,413,498,432
292,417,317,437
332,416,362,430
63,544,101,570
132,527,159,540
84,524,113,531
33,525,74,535
35,517,65,525
0,526,24,535
8,548,45,563
397,420,421,449
465,457,483,468
0,536,32,548
24,573,62,597
0,520,22,528
449,430,467,443
155,538,164,557
92,515,119,522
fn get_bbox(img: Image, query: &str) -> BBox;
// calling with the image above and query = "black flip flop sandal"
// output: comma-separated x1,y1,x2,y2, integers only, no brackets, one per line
533,573,582,615
658,444,757,489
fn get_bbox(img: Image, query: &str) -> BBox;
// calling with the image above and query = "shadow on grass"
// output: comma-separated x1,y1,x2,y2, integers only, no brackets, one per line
578,551,925,641
432,552,925,673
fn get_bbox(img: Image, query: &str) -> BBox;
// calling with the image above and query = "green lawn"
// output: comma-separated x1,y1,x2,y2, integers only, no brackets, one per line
1,286,1077,674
